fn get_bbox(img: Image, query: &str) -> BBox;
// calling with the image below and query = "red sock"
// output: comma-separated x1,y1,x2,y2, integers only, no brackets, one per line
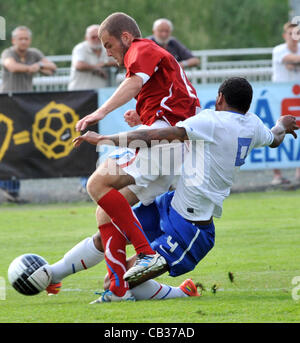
98,189,155,255
100,222,128,297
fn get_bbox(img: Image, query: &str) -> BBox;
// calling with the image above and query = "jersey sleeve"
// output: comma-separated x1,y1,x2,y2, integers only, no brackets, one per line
125,41,163,84
253,116,274,147
176,109,214,142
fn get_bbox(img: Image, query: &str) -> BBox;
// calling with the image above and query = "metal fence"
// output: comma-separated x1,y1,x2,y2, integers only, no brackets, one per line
0,47,274,91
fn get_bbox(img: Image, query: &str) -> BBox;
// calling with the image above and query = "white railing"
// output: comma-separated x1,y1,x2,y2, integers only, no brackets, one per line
0,47,274,91
191,47,273,83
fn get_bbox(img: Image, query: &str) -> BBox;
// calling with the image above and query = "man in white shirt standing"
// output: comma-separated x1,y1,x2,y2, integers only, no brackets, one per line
68,24,117,91
271,21,300,185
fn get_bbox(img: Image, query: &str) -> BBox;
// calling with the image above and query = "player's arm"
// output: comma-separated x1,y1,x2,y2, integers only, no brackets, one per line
75,74,143,131
73,126,188,148
269,115,298,148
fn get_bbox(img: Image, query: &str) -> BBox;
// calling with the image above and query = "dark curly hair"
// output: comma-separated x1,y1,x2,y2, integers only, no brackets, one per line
218,77,253,113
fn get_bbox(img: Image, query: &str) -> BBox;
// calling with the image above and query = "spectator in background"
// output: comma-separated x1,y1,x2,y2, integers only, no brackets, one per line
1,26,56,92
271,21,300,185
0,26,56,202
68,24,117,192
148,18,200,69
68,24,117,91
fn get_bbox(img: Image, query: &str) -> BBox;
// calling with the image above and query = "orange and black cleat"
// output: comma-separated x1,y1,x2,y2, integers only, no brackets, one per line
46,282,62,295
179,279,201,297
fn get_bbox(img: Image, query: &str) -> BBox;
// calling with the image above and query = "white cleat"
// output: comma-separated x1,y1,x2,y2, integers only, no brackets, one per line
89,289,135,304
123,252,168,283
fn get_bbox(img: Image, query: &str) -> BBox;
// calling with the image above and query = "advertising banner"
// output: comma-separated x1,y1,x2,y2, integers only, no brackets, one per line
0,90,98,179
98,82,300,170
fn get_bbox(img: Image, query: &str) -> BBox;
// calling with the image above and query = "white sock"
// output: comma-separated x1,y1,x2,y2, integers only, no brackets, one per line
131,279,187,300
50,237,104,284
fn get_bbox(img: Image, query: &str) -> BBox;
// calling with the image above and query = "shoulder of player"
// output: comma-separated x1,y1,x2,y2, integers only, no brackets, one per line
127,38,165,59
243,112,265,127
192,109,216,122
131,38,158,48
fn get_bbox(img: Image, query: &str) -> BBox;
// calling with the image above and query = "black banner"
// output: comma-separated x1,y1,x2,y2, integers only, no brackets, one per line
0,90,98,179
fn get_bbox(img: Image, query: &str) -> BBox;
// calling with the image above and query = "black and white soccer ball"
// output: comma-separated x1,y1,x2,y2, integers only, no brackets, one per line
8,254,52,296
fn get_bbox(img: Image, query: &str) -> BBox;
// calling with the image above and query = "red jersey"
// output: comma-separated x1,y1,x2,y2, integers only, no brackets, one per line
124,39,200,126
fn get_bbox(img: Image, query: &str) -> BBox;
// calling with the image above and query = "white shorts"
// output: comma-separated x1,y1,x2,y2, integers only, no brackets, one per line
108,120,186,205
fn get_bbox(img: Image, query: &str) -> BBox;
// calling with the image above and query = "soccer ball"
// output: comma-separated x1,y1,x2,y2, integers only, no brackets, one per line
8,254,52,296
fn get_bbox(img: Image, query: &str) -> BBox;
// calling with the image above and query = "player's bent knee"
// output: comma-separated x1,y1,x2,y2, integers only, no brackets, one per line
92,231,104,252
86,172,107,201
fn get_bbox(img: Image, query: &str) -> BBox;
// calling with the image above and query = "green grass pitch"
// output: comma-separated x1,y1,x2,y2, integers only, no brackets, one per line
0,190,300,323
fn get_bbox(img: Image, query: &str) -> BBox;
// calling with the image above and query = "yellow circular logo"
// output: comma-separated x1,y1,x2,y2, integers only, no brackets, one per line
32,101,80,159
0,113,14,161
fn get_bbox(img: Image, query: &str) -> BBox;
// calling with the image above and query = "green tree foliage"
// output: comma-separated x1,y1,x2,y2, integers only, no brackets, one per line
0,0,289,56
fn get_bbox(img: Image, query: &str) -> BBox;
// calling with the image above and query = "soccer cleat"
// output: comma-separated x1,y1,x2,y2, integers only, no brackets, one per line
46,282,62,295
89,289,135,304
123,252,168,283
179,279,201,297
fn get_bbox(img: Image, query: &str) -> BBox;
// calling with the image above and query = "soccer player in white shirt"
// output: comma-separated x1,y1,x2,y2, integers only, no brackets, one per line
72,77,298,300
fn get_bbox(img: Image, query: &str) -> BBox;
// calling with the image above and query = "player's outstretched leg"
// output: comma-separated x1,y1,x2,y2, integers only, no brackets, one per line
128,278,201,300
46,236,105,294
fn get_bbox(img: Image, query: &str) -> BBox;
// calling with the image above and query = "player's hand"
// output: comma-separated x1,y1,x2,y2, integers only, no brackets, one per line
76,111,106,132
124,110,142,127
72,131,102,147
278,115,299,139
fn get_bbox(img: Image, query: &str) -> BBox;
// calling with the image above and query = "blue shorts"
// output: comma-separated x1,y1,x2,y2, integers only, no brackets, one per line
133,191,215,277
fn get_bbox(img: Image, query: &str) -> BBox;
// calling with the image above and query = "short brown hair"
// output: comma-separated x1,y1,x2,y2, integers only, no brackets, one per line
283,21,298,33
98,12,142,40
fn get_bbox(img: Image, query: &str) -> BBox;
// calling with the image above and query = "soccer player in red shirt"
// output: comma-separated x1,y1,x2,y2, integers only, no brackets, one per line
48,12,200,302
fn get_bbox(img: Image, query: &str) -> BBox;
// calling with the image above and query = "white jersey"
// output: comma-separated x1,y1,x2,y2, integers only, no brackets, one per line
171,109,274,220
272,43,300,82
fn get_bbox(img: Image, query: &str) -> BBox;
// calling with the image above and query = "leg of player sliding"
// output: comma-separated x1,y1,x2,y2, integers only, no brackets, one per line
46,187,138,296
87,159,165,302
